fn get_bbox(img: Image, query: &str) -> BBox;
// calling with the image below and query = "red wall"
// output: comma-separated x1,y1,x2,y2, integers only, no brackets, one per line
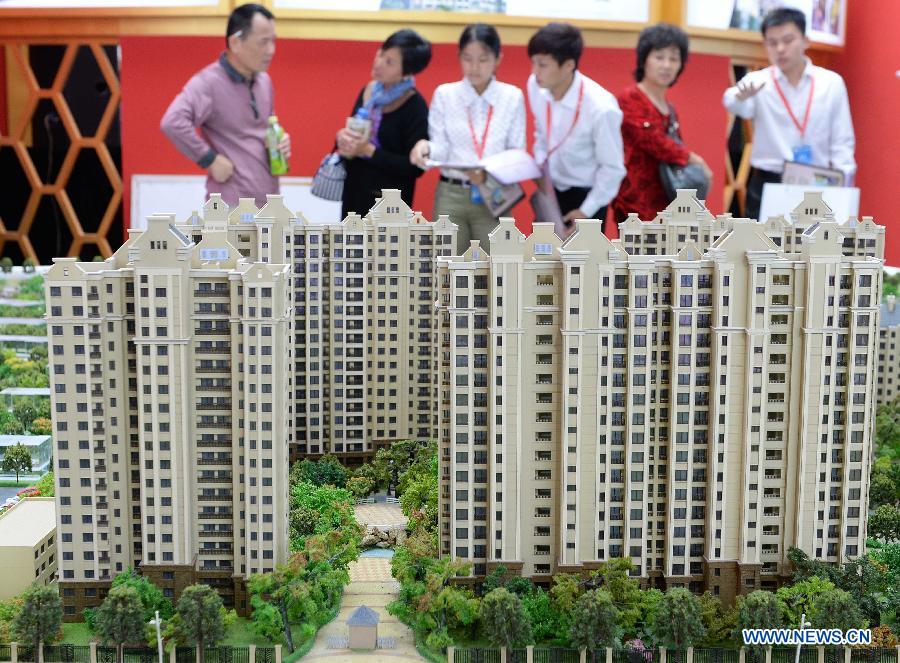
830,0,900,267
120,35,729,240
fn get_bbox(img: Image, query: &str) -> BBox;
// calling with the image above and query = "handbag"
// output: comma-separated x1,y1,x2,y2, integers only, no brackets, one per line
310,152,346,201
658,107,709,201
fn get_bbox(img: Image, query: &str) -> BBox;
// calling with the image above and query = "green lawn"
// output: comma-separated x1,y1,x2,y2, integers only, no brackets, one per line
61,622,94,645
0,478,37,488
222,617,279,647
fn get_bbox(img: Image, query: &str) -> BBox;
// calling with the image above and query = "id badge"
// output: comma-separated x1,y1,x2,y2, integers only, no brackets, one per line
470,185,484,205
792,144,813,164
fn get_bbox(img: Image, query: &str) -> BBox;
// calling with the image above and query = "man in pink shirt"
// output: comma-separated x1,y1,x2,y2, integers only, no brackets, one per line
161,3,291,208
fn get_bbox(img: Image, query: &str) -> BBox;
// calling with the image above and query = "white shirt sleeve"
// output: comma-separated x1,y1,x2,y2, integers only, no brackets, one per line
427,85,450,163
507,89,527,152
580,104,626,218
723,73,757,120
828,75,856,182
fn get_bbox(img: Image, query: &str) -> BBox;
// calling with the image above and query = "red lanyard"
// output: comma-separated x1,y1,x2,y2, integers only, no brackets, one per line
546,80,585,157
466,104,494,160
770,68,815,138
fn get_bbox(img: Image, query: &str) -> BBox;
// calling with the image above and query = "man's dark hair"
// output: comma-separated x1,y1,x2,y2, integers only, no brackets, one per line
634,23,689,85
459,23,501,59
226,3,274,47
527,23,583,69
761,7,806,37
382,29,432,76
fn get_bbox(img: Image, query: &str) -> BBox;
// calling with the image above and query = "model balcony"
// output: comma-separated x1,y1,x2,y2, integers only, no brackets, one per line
195,289,230,297
195,327,230,335
197,402,232,410
198,512,232,519
196,346,231,354
199,548,233,556
198,493,232,501
198,475,232,483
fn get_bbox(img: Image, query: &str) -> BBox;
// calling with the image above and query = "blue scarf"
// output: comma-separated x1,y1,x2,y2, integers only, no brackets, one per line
365,77,415,111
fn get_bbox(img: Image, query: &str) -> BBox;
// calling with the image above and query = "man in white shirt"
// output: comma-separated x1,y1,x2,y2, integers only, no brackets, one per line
723,7,855,221
527,23,625,236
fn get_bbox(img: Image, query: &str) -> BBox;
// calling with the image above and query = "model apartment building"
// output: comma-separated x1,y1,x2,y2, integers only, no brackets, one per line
436,189,884,605
173,190,456,465
877,295,899,406
47,208,293,618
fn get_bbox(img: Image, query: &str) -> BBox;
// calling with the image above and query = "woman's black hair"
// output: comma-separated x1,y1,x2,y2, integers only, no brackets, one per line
527,23,583,69
459,23,501,58
382,29,432,76
634,23,689,85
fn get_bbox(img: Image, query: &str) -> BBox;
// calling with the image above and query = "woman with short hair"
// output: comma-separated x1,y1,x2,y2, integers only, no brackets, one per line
337,29,432,218
410,23,525,252
611,23,712,223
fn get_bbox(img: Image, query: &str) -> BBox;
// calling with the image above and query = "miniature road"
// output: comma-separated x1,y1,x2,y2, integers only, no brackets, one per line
302,502,423,662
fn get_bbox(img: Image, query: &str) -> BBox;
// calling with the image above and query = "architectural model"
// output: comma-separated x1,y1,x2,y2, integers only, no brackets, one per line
437,190,884,604
47,188,885,615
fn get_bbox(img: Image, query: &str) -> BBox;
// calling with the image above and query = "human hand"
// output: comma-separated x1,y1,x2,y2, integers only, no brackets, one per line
279,133,291,161
209,154,234,183
410,139,430,169
735,80,765,101
467,169,487,185
336,128,368,159
562,208,587,223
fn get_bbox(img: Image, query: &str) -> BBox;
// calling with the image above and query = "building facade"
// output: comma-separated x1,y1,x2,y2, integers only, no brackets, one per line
0,497,57,600
47,209,292,618
174,189,456,465
877,295,899,407
437,193,883,605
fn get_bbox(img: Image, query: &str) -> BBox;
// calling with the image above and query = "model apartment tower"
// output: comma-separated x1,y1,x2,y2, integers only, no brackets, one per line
877,295,899,406
173,190,457,465
437,190,884,606
47,206,292,618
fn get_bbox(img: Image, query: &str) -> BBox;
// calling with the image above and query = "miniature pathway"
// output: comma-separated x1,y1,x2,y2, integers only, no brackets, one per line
301,556,424,662
301,502,422,661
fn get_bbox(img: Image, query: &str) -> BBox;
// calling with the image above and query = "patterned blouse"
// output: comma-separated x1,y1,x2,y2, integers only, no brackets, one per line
612,84,691,222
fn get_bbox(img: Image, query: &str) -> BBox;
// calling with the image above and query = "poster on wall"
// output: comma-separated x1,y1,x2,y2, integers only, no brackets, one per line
274,0,648,22
685,0,845,46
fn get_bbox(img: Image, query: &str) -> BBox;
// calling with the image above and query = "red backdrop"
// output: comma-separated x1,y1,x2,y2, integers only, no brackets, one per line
119,35,730,240
830,0,900,267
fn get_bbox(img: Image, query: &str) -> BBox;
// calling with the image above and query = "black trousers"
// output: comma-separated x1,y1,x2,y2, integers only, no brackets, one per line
554,186,608,234
745,168,781,222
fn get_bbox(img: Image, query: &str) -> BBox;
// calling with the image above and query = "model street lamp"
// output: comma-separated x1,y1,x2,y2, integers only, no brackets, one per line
149,610,163,663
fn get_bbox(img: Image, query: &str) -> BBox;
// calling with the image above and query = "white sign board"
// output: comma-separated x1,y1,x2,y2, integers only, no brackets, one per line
760,183,859,223
130,174,343,231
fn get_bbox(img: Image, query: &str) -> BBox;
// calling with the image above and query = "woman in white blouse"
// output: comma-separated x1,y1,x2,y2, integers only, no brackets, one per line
410,24,526,253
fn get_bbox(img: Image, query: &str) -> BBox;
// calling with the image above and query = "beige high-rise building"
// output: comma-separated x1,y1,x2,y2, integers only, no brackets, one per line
0,498,57,600
877,295,900,406
174,189,456,465
437,192,883,605
47,206,292,618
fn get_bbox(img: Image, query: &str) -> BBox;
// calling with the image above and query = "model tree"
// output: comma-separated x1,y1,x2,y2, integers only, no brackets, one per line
869,505,900,542
12,584,62,658
568,589,622,660
174,585,224,663
650,587,705,650
110,569,174,623
2,442,31,482
480,587,532,650
811,588,863,633
95,585,147,663
736,590,781,659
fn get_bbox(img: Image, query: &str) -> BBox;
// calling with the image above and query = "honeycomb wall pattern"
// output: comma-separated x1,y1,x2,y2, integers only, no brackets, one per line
0,41,121,263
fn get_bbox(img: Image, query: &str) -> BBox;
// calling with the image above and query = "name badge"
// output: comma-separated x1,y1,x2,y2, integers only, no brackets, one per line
470,186,484,205
792,144,813,164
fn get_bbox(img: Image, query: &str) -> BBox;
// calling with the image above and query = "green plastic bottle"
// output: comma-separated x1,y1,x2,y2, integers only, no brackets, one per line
266,115,288,176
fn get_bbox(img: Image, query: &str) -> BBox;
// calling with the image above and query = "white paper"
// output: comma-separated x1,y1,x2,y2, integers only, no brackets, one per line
481,149,542,185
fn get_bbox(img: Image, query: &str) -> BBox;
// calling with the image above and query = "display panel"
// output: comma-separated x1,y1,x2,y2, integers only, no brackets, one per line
686,0,845,46
274,0,649,22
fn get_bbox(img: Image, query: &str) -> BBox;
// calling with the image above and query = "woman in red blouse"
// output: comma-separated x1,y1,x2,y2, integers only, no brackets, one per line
611,24,712,223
